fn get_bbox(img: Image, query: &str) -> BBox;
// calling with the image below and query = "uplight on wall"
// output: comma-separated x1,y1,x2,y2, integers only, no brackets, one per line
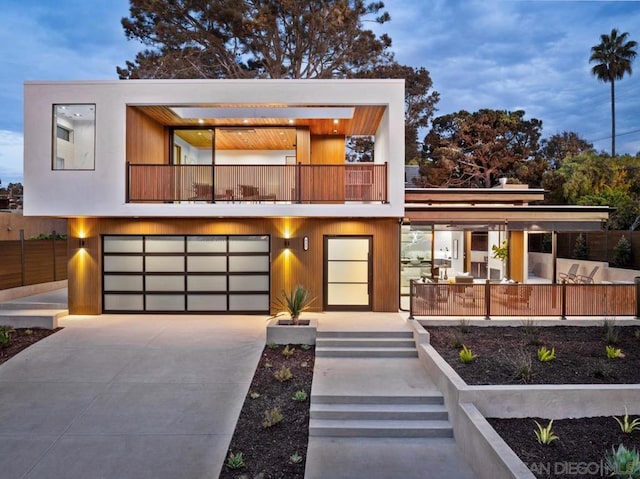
284,239,291,249
79,238,86,248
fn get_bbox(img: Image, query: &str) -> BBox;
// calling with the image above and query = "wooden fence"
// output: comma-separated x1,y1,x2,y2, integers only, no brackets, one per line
409,280,638,319
0,238,67,290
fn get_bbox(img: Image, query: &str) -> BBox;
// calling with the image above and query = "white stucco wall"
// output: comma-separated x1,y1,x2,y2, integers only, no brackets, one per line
24,79,405,218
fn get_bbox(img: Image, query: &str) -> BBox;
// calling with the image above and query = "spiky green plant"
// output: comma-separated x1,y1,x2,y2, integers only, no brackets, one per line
262,407,283,428
0,325,15,347
614,407,640,434
273,285,315,325
537,346,556,362
289,452,303,464
534,420,559,445
273,365,293,382
605,444,640,479
459,345,476,364
226,451,245,470
292,390,308,402
606,345,624,359
282,345,295,358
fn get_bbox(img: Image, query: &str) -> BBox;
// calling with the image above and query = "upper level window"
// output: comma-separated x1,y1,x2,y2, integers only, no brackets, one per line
52,104,95,170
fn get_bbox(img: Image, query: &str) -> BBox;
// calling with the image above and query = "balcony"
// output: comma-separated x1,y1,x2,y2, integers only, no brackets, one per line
127,163,388,204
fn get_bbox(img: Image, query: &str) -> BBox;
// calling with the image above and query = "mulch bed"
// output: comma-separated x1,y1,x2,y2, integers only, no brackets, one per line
427,324,640,478
0,327,62,366
427,324,640,384
488,417,640,479
219,344,315,479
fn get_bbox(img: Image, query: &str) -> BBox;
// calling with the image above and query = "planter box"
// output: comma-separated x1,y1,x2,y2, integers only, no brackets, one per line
266,318,317,345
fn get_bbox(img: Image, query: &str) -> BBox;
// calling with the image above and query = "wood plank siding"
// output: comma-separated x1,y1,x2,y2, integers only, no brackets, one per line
67,217,399,315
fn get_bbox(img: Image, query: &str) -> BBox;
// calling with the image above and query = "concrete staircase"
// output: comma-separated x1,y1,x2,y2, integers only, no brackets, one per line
0,301,67,329
315,330,418,358
309,394,452,438
310,328,453,438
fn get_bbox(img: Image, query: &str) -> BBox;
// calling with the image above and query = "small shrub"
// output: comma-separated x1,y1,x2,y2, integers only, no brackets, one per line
635,329,640,340
602,318,619,345
300,344,311,350
24,329,33,336
534,420,559,445
282,345,295,358
0,325,15,347
267,342,279,350
262,407,283,428
606,345,625,359
520,319,540,345
503,348,533,383
458,318,471,334
573,233,588,260
292,390,308,402
289,452,303,464
451,332,464,349
459,345,476,364
264,362,273,369
614,407,640,434
300,361,309,368
537,346,556,362
605,444,640,479
273,365,293,382
249,392,261,399
226,451,245,470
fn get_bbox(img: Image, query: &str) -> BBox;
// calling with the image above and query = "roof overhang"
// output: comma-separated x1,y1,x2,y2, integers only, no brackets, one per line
404,205,610,231
405,188,546,205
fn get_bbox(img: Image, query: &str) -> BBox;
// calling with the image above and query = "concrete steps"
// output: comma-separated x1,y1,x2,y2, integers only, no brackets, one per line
309,395,452,438
315,330,418,358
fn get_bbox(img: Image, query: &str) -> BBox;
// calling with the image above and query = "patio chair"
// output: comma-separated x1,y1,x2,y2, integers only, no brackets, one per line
576,266,599,284
559,264,579,283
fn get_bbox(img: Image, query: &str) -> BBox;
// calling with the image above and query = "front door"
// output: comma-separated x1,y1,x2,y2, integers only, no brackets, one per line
323,236,372,311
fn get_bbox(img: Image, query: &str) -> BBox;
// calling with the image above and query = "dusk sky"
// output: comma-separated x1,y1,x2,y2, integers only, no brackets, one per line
1,0,639,185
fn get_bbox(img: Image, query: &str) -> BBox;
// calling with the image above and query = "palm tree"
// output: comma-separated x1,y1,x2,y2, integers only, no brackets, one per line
589,28,637,157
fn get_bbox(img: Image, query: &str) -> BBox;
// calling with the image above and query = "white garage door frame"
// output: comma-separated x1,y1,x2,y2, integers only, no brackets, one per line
102,234,271,314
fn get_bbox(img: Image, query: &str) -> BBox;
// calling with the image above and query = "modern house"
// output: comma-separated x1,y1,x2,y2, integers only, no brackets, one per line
24,79,405,315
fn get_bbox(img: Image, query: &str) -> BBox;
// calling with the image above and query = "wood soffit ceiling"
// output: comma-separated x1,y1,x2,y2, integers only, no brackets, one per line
175,128,297,150
136,104,386,138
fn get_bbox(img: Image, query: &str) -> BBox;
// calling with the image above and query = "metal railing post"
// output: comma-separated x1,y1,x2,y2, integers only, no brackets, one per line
20,229,25,286
635,277,640,319
561,280,567,320
484,280,491,320
408,279,414,320
125,162,130,203
52,230,57,281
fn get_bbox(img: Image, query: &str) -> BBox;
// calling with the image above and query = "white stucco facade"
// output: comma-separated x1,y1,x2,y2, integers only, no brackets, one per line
24,79,405,218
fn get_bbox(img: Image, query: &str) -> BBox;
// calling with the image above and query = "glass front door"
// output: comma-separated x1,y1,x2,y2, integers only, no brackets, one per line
324,236,372,310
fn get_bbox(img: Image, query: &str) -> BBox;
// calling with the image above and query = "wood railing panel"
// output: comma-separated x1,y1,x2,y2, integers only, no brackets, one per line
0,241,22,290
128,164,387,203
410,282,637,318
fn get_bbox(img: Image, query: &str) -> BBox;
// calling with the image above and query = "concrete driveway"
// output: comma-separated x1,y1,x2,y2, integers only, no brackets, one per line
0,313,266,479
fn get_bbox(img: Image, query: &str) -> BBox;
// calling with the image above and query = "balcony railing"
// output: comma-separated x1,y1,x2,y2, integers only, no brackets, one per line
127,163,388,204
409,280,639,319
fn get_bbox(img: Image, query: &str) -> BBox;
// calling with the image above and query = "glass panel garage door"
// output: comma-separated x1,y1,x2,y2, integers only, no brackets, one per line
103,235,270,313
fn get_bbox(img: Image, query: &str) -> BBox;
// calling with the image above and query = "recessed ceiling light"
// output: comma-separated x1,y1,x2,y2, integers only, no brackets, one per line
333,119,339,124
198,119,204,124
332,129,338,133
243,119,249,124
288,119,295,124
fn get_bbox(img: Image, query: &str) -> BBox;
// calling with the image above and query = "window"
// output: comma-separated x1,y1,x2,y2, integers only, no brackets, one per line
52,104,95,170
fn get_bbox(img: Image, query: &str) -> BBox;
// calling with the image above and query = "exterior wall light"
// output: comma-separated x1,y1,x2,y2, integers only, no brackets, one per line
284,239,291,249
79,238,86,248
303,236,309,251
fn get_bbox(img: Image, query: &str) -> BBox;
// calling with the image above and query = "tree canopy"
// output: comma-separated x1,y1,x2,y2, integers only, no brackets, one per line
119,0,393,79
419,109,542,188
119,0,439,163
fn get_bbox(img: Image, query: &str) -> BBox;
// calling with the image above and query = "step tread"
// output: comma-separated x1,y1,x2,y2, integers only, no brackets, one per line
318,331,412,338
311,395,443,405
310,403,447,413
316,346,417,351
316,338,415,343
309,418,452,429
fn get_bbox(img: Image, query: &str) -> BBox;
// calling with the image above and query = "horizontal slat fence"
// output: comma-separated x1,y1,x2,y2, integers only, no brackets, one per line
0,238,67,290
128,163,387,203
410,281,637,319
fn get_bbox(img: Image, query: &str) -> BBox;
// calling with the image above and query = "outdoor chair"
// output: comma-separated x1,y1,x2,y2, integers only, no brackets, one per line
559,263,579,283
576,266,599,284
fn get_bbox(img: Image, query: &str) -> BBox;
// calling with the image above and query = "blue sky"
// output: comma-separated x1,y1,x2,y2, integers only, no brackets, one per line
1,0,639,185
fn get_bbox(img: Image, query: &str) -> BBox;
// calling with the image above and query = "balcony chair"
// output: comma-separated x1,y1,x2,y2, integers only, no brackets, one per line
559,263,579,283
576,266,599,284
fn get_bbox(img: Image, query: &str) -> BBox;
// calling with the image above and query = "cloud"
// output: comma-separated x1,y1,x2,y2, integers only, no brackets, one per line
0,130,24,184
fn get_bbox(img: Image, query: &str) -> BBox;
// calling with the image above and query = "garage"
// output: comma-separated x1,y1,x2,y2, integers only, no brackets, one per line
102,235,270,313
